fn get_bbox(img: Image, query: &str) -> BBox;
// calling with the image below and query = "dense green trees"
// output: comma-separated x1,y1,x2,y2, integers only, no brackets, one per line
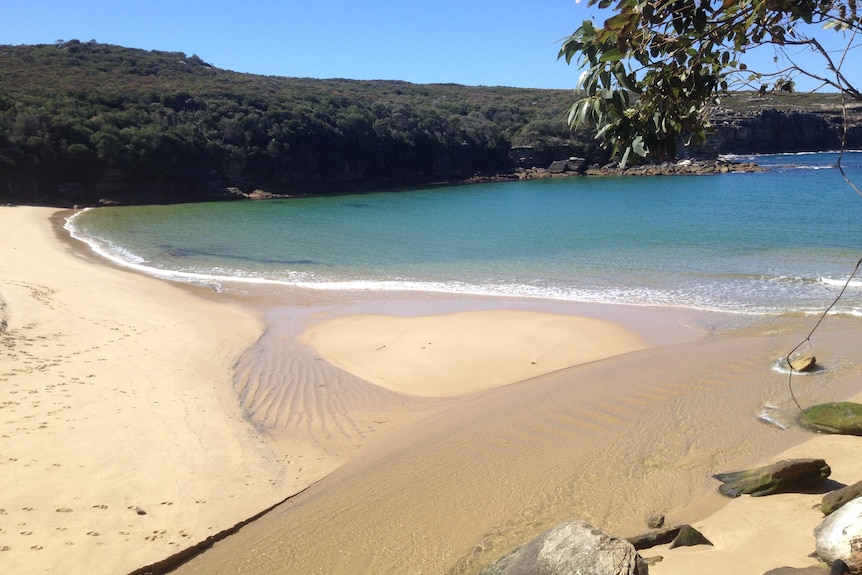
559,0,861,164
0,42,587,204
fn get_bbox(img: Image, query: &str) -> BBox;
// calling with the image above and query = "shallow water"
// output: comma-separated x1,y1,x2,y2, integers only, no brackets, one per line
65,151,862,574
68,151,862,316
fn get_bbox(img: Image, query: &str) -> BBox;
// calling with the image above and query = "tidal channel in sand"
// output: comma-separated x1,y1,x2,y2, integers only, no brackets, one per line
181,285,862,575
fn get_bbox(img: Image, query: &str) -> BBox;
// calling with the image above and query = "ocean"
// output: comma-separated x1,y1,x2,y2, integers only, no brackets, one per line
66,151,862,317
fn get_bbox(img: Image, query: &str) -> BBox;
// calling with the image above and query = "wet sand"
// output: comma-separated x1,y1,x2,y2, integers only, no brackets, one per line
176,309,862,575
3,206,862,574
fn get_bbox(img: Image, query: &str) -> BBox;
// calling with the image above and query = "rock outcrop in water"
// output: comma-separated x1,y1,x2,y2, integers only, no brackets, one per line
800,403,862,436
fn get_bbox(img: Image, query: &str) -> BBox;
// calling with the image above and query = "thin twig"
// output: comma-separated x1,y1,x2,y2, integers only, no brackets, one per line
787,55,862,410
787,255,862,408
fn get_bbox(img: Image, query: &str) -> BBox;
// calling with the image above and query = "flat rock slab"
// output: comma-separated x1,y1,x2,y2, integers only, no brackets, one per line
822,480,862,515
800,403,862,435
713,458,831,497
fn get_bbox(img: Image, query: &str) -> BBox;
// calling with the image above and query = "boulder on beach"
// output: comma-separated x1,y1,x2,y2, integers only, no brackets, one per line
479,520,648,575
822,480,862,515
763,560,851,574
713,458,831,497
814,497,862,571
627,526,682,550
800,403,862,436
668,525,713,549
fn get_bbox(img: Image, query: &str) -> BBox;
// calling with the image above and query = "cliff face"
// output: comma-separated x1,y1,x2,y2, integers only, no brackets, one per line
695,105,862,156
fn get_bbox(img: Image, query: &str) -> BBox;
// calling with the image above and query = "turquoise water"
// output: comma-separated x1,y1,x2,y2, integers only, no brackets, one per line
67,151,862,315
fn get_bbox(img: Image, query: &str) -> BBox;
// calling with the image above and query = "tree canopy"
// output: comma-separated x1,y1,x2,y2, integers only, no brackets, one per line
0,42,587,204
559,0,861,165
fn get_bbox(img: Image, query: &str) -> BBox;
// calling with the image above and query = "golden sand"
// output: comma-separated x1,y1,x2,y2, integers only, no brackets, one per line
3,205,862,575
298,310,648,396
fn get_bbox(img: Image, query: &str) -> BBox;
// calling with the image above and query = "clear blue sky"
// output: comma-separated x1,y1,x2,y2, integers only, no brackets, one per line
3,0,848,91
4,0,593,89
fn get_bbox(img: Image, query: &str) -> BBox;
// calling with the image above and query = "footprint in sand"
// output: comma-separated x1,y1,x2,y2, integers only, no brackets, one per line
55,508,73,513
86,531,100,537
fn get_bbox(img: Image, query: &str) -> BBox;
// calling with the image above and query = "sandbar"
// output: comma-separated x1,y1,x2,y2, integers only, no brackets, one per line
297,310,648,396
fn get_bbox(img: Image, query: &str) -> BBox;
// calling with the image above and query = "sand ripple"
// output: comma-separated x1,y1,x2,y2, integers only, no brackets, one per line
176,315,862,575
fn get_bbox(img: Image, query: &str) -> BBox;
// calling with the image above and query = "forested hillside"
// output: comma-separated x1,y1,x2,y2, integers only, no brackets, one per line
1,41,859,206
0,41,591,205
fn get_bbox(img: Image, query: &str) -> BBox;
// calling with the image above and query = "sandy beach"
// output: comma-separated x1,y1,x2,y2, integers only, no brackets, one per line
0,207,299,574
3,206,862,574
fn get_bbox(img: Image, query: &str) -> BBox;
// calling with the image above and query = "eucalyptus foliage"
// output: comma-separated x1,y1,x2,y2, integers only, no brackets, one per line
560,0,862,165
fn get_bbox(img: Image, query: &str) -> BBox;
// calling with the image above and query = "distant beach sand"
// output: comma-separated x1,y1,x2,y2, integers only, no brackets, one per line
2,206,862,574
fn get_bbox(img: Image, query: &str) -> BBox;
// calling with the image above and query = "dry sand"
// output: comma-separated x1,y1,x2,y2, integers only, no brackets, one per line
3,205,862,575
297,310,649,396
0,206,301,574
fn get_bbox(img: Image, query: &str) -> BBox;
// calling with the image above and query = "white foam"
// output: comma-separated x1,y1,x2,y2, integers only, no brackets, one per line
756,408,789,430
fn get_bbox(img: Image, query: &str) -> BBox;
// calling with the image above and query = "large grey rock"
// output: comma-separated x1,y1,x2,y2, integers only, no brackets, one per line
814,496,862,571
479,520,648,575
822,480,862,515
713,458,831,497
800,403,862,435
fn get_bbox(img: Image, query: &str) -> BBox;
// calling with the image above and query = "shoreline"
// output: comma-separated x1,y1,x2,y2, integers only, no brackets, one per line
3,206,861,574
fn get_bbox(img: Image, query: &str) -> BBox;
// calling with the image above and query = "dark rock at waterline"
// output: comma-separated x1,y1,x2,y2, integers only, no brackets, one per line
800,403,862,436
627,525,682,550
822,480,862,515
713,458,831,497
626,523,712,550
479,520,648,575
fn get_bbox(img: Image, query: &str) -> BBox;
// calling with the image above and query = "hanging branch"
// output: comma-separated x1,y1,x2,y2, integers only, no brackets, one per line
787,255,862,411
784,19,861,412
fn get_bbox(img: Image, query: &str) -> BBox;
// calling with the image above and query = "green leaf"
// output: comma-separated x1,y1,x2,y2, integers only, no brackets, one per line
632,134,647,157
599,48,625,62
619,145,631,168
